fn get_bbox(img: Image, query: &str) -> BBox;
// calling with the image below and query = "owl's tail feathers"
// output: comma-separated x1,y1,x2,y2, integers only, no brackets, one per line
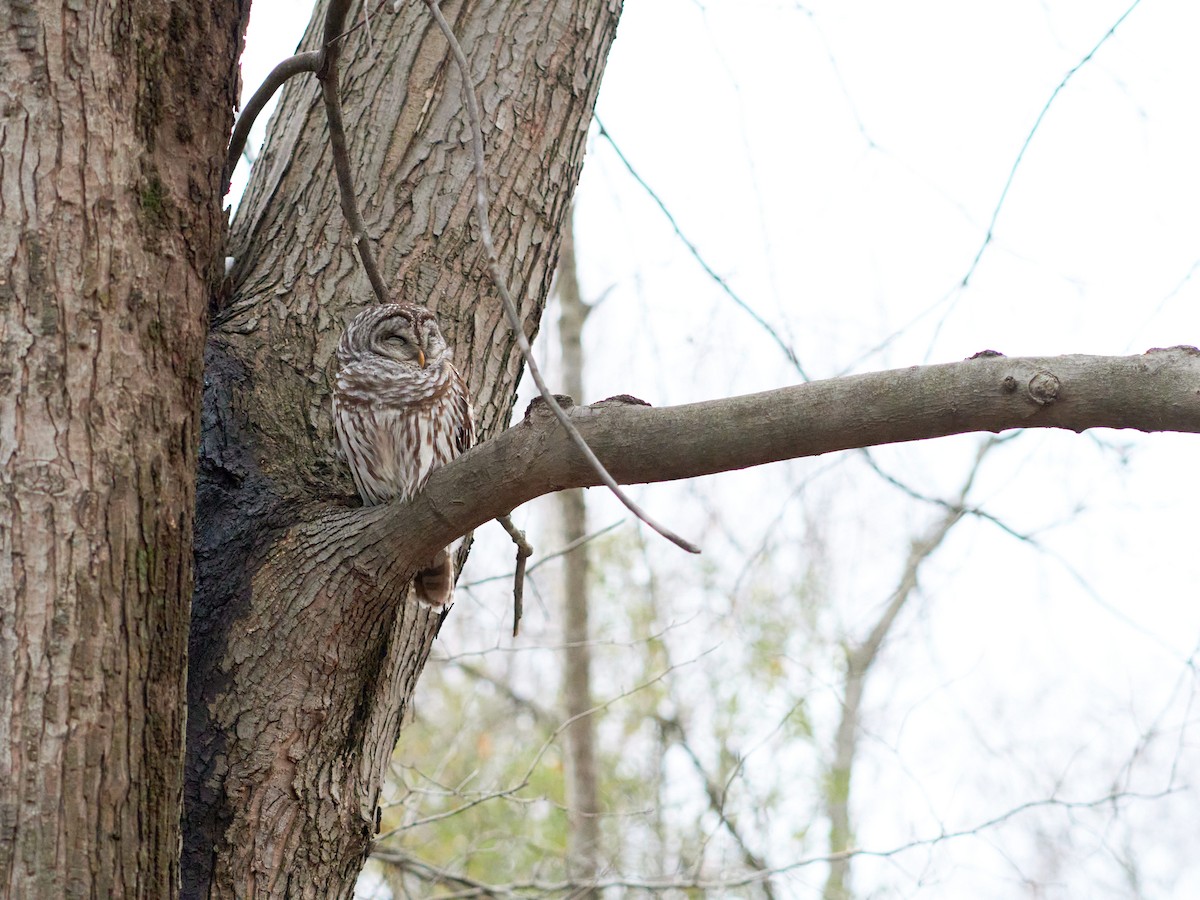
413,548,454,607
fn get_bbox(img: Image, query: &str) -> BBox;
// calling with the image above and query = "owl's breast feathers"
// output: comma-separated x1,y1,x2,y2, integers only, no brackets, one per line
333,358,474,506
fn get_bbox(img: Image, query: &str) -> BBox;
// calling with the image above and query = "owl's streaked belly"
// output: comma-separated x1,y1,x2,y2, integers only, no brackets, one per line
337,390,462,506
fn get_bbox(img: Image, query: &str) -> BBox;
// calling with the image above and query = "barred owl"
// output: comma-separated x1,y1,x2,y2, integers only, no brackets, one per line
332,303,475,606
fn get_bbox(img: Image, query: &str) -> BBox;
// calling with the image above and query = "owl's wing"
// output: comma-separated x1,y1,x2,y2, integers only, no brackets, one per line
453,371,475,455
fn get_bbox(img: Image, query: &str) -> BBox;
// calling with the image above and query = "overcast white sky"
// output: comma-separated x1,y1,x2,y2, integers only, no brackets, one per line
235,2,1200,896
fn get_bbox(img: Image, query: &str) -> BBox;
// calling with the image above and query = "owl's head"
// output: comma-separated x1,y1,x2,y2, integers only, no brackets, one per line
338,303,449,370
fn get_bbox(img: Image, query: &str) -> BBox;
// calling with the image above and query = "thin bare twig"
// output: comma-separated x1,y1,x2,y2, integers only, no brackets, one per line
658,716,777,899
955,0,1144,292
857,440,1031,542
496,514,533,636
831,1,1147,374
224,51,323,195
374,787,1177,896
595,117,809,383
450,661,555,724
915,0,1146,359
461,519,625,590
224,0,395,195
419,0,700,555
376,651,712,840
320,0,390,303
823,439,995,899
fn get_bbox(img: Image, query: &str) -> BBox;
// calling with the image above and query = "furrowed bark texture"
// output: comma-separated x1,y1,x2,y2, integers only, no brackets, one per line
0,2,244,897
187,0,621,896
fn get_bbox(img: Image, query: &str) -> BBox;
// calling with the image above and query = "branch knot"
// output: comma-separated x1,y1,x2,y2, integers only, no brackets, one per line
1027,371,1061,406
524,394,575,422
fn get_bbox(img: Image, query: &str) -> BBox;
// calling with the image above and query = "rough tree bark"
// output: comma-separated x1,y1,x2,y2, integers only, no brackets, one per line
556,211,602,889
186,0,622,896
3,0,1196,897
0,2,245,897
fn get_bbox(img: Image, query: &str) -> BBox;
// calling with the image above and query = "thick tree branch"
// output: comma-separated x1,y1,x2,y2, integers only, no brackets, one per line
278,348,1200,670
370,349,1200,563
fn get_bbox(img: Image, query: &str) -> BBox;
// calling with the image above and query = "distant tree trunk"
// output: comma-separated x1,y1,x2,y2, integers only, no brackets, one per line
185,1,621,896
822,453,980,900
556,211,602,888
0,3,244,896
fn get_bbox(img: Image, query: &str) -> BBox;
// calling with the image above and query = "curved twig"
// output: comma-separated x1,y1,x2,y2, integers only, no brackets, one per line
226,0,391,304
955,0,1144,292
320,0,390,303
419,0,701,555
224,51,322,195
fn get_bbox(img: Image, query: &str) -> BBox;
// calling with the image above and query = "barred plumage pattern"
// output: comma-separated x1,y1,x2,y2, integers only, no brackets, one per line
332,303,474,605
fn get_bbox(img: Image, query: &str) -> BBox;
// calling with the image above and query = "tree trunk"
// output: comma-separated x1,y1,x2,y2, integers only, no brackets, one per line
185,1,621,896
823,459,978,900
556,211,602,888
0,2,244,897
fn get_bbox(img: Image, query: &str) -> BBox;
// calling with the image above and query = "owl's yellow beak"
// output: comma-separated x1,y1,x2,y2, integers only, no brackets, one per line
417,349,426,368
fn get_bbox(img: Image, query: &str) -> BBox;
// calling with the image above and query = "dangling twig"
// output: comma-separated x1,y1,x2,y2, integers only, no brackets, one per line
496,514,533,636
227,1,390,302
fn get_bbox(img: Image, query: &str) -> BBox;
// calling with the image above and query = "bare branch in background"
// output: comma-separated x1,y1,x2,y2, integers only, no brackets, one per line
658,716,777,900
449,662,555,725
595,117,809,382
829,1,1148,373
460,520,625,590
878,0,1147,363
371,788,1175,896
373,654,711,842
556,208,602,891
823,437,995,900
954,0,1145,292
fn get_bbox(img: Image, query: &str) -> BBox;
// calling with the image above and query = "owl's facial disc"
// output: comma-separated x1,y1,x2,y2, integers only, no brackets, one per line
422,328,447,367
378,322,425,367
